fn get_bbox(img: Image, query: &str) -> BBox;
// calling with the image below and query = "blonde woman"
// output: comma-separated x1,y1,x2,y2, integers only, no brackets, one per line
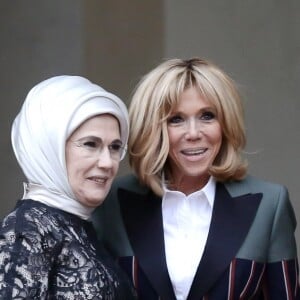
93,58,299,299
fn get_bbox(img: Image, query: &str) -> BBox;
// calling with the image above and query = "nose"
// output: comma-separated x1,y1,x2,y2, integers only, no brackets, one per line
96,147,114,169
185,119,201,140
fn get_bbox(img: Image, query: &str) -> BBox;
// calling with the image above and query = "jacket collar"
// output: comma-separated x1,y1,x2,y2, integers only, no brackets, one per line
118,188,176,299
187,182,262,299
118,180,262,299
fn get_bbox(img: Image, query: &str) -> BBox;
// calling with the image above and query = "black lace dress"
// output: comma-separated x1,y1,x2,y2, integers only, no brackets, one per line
0,199,137,299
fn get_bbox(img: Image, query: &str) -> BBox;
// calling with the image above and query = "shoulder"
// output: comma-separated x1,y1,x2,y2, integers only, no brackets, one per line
110,173,150,195
93,174,146,227
1,200,65,240
1,200,43,229
224,174,287,198
224,175,291,217
0,200,65,258
225,175,294,223
99,174,148,214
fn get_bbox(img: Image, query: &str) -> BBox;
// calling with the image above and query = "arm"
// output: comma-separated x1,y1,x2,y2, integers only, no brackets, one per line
0,209,61,299
263,186,300,299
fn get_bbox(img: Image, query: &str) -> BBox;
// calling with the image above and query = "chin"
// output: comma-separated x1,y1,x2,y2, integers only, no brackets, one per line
81,196,106,208
182,167,209,177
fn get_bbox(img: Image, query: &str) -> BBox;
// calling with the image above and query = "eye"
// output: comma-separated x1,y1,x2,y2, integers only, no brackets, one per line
168,115,184,124
201,111,216,121
109,142,123,152
82,140,97,148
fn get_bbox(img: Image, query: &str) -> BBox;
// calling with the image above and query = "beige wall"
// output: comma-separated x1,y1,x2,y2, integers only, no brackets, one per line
84,1,164,101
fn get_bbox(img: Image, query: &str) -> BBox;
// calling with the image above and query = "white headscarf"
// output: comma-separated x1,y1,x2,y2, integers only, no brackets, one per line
11,75,129,219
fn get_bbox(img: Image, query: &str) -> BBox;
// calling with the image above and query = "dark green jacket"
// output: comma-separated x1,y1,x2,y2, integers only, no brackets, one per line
92,174,299,299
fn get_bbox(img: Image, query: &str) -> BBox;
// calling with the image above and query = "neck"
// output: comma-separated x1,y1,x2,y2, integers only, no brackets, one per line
167,174,210,195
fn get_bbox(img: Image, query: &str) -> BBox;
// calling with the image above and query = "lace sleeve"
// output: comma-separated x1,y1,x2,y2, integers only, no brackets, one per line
0,206,61,299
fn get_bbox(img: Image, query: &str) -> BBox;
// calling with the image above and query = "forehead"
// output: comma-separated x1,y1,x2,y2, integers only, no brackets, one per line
70,114,120,139
171,87,214,110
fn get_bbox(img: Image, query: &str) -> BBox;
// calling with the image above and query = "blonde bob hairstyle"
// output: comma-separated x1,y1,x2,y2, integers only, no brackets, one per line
129,58,247,196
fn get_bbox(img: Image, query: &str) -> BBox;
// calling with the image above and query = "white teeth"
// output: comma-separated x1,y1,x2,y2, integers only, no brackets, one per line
89,177,107,183
182,149,206,155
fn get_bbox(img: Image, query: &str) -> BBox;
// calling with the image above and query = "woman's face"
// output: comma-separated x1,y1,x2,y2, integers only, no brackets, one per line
167,87,222,193
65,114,121,207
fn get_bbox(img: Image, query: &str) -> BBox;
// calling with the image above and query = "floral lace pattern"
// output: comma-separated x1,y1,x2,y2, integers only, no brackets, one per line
0,200,136,299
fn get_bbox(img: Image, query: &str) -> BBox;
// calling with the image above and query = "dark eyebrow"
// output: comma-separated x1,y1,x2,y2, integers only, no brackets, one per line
77,136,102,142
111,139,123,145
77,136,123,145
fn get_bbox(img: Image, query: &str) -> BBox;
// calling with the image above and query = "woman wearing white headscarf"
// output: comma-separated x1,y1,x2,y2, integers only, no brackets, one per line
0,76,136,299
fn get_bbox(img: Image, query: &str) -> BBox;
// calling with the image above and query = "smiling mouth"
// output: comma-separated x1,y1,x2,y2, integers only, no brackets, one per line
88,176,109,184
181,148,207,156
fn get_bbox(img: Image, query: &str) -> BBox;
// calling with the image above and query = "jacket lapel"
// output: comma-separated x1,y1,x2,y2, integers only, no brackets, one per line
187,182,262,300
118,188,176,300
